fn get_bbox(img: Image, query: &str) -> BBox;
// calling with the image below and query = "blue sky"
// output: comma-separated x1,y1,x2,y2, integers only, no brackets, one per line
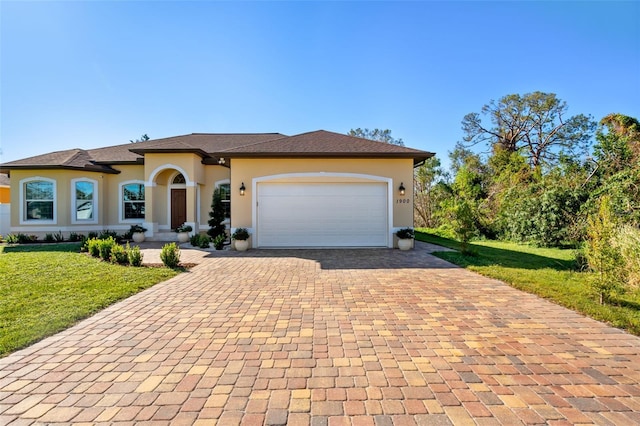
1,1,639,170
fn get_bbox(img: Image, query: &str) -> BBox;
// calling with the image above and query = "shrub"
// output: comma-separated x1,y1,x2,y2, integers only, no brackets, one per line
45,234,54,243
213,234,226,250
110,244,129,265
5,234,18,244
54,231,64,242
612,225,640,289
160,242,181,268
584,196,625,304
86,238,101,257
452,199,477,254
396,228,414,239
88,231,99,239
98,237,117,261
127,244,144,267
99,229,118,240
129,224,147,234
175,223,193,233
68,232,82,242
190,234,210,249
232,228,250,240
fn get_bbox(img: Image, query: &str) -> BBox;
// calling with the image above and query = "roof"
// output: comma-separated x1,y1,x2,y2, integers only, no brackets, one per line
0,173,8,186
0,130,433,173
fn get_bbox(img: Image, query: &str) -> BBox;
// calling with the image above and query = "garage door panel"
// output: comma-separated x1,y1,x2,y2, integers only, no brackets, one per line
257,183,388,247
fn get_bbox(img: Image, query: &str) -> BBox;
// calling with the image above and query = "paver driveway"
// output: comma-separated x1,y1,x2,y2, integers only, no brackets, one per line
1,243,640,425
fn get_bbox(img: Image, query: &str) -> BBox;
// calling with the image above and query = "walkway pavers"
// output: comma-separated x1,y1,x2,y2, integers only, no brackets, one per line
1,243,640,425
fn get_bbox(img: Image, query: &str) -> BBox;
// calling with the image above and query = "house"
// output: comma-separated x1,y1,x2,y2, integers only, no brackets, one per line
0,174,9,236
0,130,433,248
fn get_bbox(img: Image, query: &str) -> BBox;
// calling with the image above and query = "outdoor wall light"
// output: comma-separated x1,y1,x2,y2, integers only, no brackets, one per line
239,182,246,196
218,157,226,165
399,182,406,196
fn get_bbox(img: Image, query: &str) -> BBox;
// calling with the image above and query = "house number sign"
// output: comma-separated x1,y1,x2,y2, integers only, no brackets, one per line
396,198,410,204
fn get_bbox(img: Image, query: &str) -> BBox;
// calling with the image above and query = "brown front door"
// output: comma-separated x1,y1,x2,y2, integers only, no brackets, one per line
171,189,187,230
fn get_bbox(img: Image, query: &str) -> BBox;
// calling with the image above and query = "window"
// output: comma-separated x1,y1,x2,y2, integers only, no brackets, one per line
173,173,186,184
123,183,145,219
74,180,95,221
219,183,231,219
24,180,55,221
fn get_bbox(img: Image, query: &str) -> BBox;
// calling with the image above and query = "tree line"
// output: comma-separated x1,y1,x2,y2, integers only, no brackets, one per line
408,91,639,303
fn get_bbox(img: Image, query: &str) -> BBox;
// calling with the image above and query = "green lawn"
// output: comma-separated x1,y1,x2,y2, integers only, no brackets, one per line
415,230,640,336
0,243,178,357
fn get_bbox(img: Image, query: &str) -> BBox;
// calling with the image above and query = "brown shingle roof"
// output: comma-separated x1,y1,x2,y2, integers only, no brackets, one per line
221,130,433,164
0,130,433,171
0,149,120,174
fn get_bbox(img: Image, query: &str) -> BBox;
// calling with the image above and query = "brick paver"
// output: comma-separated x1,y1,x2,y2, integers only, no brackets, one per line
1,242,640,425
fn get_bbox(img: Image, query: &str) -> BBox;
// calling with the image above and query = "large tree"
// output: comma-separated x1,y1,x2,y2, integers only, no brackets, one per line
349,128,404,146
461,92,596,169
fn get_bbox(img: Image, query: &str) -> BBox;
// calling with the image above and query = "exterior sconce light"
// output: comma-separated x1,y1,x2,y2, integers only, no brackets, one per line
218,157,226,165
399,182,406,196
239,182,246,196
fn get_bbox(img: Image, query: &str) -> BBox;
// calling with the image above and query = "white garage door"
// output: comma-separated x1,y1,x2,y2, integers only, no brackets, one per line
257,182,388,247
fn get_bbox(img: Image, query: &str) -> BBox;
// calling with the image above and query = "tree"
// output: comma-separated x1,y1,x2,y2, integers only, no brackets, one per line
349,128,404,146
413,157,449,228
207,187,226,241
461,92,596,169
130,134,150,143
593,113,640,177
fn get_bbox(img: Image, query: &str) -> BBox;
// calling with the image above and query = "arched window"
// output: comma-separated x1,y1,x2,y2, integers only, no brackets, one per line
173,173,186,184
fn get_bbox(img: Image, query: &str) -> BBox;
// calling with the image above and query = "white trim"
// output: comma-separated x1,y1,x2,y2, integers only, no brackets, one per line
119,180,146,223
251,172,393,248
71,178,99,224
147,164,195,187
19,176,57,225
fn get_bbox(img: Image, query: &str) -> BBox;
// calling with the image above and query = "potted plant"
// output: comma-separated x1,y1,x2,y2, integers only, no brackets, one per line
396,227,414,251
130,224,147,243
174,223,193,243
232,227,250,252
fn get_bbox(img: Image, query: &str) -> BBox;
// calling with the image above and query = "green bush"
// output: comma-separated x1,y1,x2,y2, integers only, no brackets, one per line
68,232,83,242
86,238,100,257
109,244,129,265
190,234,210,248
585,196,625,304
54,231,64,242
612,225,640,289
5,234,18,244
213,234,226,250
98,237,117,261
127,244,144,267
160,243,181,268
45,234,54,243
98,229,118,240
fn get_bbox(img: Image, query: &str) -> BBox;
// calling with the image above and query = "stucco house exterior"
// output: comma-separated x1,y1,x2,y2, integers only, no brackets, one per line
0,130,433,248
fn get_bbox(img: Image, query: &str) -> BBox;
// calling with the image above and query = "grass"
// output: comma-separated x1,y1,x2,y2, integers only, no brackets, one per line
415,230,640,336
0,243,179,357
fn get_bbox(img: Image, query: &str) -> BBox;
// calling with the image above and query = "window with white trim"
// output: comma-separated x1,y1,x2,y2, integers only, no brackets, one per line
219,183,231,219
73,180,96,221
123,183,145,219
24,179,55,221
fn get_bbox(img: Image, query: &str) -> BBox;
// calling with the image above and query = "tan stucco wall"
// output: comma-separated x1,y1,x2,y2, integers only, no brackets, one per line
6,157,415,243
230,158,415,231
9,169,109,235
